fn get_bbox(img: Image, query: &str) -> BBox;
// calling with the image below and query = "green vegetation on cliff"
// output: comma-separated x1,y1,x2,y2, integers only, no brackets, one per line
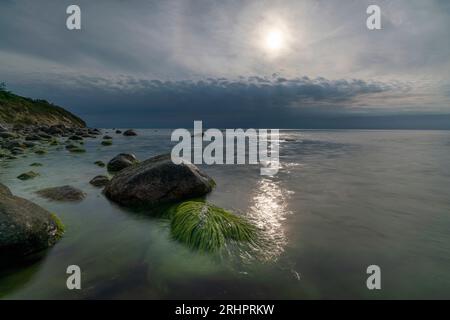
0,83,85,127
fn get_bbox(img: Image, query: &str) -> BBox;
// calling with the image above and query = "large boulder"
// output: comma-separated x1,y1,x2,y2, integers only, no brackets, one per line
107,153,139,172
0,183,64,258
104,154,215,208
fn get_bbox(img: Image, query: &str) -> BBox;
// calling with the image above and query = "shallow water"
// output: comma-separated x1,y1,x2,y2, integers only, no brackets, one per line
1,129,450,299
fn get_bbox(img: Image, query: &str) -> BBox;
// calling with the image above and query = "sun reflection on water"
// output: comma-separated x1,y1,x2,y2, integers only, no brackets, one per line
247,178,293,261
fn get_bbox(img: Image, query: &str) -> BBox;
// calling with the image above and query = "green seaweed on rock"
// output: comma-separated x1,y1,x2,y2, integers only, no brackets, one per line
50,213,65,240
167,201,259,252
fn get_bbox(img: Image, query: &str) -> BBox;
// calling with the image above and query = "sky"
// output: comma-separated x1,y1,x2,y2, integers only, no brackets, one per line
1,0,450,128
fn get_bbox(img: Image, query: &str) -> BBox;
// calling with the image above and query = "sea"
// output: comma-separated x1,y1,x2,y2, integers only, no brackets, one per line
1,129,450,299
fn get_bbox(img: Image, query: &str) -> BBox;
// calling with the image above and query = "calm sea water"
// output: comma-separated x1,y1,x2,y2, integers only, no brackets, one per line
1,129,450,299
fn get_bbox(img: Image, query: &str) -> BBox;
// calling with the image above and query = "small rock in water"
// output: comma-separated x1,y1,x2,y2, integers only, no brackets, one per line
69,135,83,141
34,149,47,155
17,171,39,180
0,132,17,139
36,185,86,201
67,145,86,153
23,141,36,148
101,140,112,146
115,130,122,134
94,160,105,167
11,147,25,155
107,153,139,172
30,162,43,167
65,144,78,150
25,134,42,141
89,175,110,187
123,129,137,136
103,135,113,140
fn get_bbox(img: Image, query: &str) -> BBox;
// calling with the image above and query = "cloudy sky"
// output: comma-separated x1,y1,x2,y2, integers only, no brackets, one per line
1,0,450,128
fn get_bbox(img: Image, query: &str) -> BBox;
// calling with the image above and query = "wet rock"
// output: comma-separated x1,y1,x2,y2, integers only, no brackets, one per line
66,144,85,153
89,128,101,135
35,149,47,155
0,124,8,132
17,171,39,180
94,160,105,167
101,140,112,146
4,140,26,150
65,143,78,150
47,126,64,135
89,175,110,187
115,130,122,134
103,135,113,140
36,185,86,202
69,135,83,141
38,133,52,140
123,129,137,136
30,162,43,167
25,134,42,141
11,147,25,155
23,141,37,148
0,183,12,196
69,147,86,153
0,183,64,258
0,132,17,139
107,153,139,172
104,154,215,208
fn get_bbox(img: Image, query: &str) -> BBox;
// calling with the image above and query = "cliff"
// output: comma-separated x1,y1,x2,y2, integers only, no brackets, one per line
0,88,85,128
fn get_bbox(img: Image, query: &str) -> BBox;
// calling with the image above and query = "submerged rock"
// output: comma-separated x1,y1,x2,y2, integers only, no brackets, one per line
34,149,47,155
101,140,112,146
36,185,86,202
123,129,137,136
104,154,215,208
30,162,43,167
107,153,139,172
69,146,86,153
0,183,64,258
89,175,110,187
17,171,39,180
69,135,83,141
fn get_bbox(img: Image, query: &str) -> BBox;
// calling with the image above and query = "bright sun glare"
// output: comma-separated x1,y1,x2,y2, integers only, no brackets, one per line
265,30,284,51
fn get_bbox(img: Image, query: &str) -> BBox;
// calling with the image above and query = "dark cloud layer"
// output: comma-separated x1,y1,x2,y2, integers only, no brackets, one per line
9,75,441,128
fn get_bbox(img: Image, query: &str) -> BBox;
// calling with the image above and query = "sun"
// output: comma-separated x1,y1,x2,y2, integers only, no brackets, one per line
265,30,284,51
